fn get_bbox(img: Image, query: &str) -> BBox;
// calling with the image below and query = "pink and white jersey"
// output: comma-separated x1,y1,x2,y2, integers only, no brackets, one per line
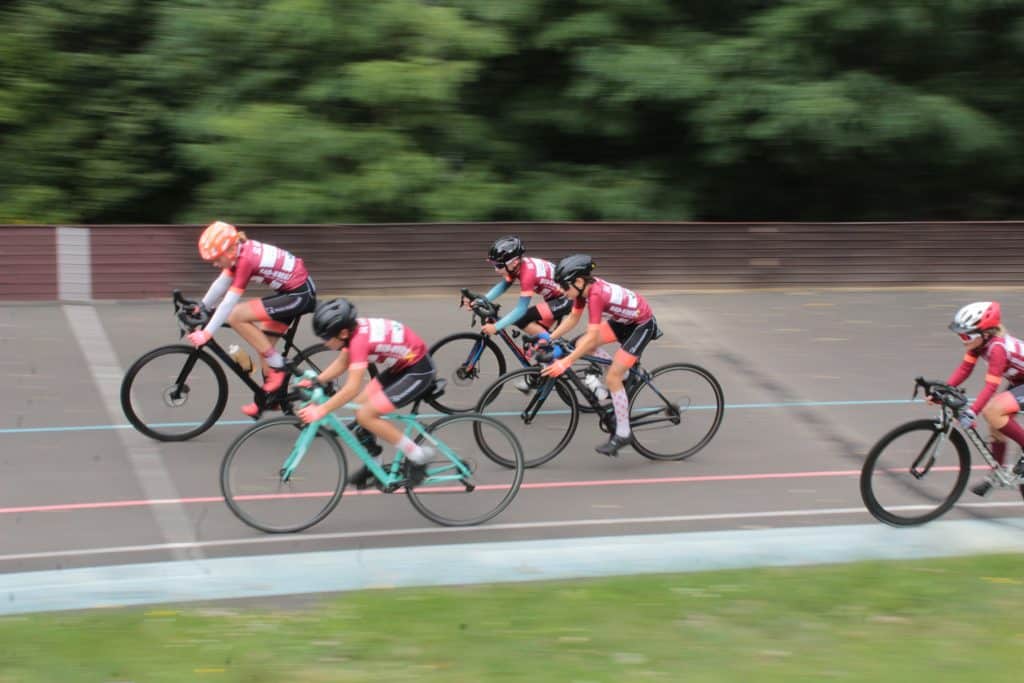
573,278,652,325
229,240,308,292
504,257,563,301
977,334,1024,384
948,333,1024,412
348,318,427,373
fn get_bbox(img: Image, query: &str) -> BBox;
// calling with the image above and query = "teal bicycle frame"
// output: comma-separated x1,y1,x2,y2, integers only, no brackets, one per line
284,385,475,493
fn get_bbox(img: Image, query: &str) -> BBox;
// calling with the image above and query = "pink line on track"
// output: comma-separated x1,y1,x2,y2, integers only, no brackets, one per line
0,468,864,516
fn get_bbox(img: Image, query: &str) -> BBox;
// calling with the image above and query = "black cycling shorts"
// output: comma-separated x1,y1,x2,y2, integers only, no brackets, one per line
608,316,662,358
261,277,317,323
515,296,573,330
376,356,437,410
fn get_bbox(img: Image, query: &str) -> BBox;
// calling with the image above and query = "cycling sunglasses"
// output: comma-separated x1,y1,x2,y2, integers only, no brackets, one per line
957,332,980,342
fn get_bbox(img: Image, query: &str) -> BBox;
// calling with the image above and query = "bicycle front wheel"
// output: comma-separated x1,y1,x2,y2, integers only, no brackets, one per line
220,416,348,533
120,345,228,441
474,367,579,468
407,414,524,526
860,419,971,527
428,333,507,413
629,363,724,461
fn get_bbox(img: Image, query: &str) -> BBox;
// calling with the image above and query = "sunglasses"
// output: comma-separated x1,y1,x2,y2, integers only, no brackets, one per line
488,258,517,269
957,332,980,342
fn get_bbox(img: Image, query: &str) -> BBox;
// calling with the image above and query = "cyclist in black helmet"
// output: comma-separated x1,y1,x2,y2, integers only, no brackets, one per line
542,254,661,456
469,235,573,338
298,298,436,488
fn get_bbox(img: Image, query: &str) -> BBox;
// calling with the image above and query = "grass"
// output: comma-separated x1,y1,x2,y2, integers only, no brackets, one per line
1,554,1023,682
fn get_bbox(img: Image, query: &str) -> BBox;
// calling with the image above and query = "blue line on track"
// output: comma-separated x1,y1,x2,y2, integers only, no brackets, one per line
0,399,916,435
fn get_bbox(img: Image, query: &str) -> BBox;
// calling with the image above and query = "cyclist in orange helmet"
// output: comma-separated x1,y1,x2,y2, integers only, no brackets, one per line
190,221,317,416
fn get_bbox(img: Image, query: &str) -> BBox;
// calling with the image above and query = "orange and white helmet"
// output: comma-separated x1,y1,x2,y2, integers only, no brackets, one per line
198,221,239,261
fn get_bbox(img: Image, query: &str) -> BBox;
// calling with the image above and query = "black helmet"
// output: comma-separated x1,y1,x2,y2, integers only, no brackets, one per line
312,298,358,339
554,254,596,287
488,235,525,265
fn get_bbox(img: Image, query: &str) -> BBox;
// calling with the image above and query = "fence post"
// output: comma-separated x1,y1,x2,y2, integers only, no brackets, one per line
57,226,92,302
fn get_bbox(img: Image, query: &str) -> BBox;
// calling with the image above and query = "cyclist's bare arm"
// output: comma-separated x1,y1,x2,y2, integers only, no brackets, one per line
549,307,583,340
559,324,602,366
316,349,351,384
318,362,366,414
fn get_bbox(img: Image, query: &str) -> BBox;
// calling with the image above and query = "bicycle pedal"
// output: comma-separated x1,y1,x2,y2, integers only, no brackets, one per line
971,480,993,497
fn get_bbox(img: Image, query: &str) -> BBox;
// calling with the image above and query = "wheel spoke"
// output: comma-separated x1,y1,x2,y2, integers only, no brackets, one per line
629,363,724,461
407,414,524,526
221,417,347,533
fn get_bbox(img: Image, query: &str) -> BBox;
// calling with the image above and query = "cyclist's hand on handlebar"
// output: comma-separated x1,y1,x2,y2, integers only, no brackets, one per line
958,407,977,430
481,323,497,336
297,403,328,424
541,357,571,378
188,329,212,347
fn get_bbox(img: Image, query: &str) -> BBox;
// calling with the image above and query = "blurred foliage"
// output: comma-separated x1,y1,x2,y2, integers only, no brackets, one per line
1,0,1023,223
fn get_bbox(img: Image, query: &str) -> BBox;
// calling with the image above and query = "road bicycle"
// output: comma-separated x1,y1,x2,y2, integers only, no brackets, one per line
473,336,725,468
220,375,525,533
860,377,1024,526
428,288,597,413
120,290,335,441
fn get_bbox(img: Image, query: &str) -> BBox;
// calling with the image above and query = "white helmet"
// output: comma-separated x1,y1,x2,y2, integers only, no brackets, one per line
949,301,1001,335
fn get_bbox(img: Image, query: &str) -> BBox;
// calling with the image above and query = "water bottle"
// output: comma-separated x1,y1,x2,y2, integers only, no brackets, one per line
228,344,255,376
583,372,609,401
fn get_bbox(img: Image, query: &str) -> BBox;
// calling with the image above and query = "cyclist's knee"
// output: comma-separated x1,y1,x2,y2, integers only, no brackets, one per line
355,402,382,423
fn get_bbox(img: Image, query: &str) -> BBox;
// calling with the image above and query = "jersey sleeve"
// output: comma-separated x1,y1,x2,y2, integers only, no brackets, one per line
586,288,604,325
230,255,254,292
972,345,1008,413
347,332,370,370
946,351,979,388
517,263,537,297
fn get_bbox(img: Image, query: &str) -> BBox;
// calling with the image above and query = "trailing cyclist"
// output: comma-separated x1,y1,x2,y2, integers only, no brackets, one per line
541,254,661,456
297,298,436,489
188,220,317,417
472,235,573,339
943,301,1024,491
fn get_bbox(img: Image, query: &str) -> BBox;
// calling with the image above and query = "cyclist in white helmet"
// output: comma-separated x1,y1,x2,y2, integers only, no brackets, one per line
943,301,1024,487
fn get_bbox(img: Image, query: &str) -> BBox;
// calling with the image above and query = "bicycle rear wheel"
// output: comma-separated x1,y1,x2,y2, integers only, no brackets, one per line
407,414,524,526
474,367,579,468
428,333,507,413
120,345,228,441
629,363,724,461
220,416,348,533
860,419,971,527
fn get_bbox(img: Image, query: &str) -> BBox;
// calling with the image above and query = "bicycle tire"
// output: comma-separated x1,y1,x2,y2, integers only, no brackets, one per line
407,413,524,526
120,344,228,442
292,342,336,374
860,419,971,527
629,363,724,461
473,366,579,468
220,416,348,533
428,332,507,413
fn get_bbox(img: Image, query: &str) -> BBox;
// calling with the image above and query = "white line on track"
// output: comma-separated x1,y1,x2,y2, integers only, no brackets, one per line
63,305,203,563
1,502,1021,564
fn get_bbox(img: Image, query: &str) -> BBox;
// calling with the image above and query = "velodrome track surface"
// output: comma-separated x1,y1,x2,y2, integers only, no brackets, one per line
2,289,1023,597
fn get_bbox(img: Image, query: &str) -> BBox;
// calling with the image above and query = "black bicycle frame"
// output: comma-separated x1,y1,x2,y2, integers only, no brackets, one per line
522,352,681,429
171,288,306,397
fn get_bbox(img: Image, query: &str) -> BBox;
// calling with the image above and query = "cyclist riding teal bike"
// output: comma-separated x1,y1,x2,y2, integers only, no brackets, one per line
296,298,436,489
541,254,661,456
